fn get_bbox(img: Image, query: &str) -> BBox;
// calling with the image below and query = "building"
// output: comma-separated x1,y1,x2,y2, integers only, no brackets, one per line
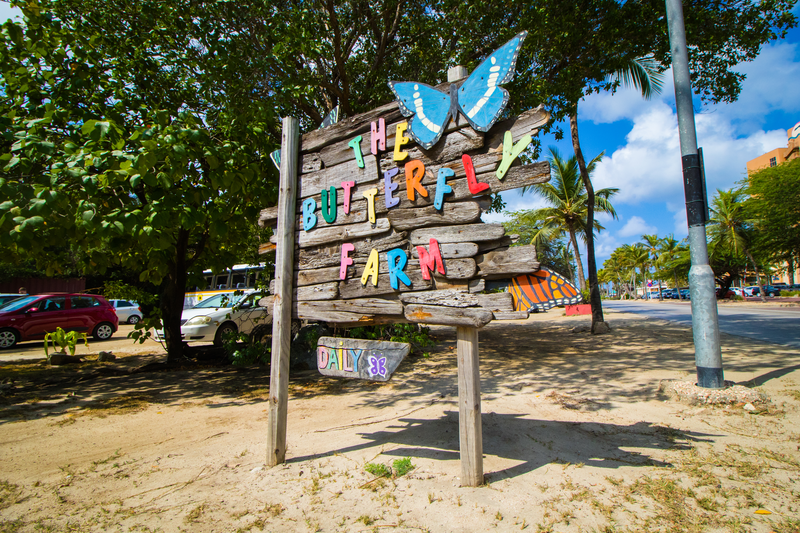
745,121,800,285
746,121,800,175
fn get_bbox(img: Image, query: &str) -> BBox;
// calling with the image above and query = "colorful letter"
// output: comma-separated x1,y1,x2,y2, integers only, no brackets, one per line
362,187,378,224
327,350,339,370
340,243,355,280
394,122,410,161
348,135,365,168
384,168,400,209
405,160,428,201
342,348,353,372
302,198,317,231
321,186,337,224
341,180,355,214
416,238,445,280
496,131,532,180
351,348,363,371
317,346,329,368
371,118,386,155
361,249,380,286
463,154,490,195
434,168,454,210
386,248,412,290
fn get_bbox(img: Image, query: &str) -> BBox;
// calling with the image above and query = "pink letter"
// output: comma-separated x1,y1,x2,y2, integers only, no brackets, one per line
464,154,490,195
341,180,355,214
416,238,445,280
340,243,355,280
371,118,386,155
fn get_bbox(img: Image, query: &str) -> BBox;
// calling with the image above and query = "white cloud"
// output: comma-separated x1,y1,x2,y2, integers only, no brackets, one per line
672,209,688,238
617,215,657,238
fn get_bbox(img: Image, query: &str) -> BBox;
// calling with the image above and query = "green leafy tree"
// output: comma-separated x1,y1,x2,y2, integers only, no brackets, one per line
639,233,663,299
743,158,800,285
656,235,690,299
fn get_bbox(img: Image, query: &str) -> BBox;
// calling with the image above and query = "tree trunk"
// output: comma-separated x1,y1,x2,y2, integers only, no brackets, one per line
746,250,767,303
788,256,795,285
161,228,190,363
568,228,586,292
570,113,606,332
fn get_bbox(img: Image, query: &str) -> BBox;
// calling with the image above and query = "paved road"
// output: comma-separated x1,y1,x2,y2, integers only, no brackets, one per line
603,300,800,348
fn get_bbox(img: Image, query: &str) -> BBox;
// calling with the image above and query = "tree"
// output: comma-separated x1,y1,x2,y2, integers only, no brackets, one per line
0,3,275,362
707,188,766,302
501,211,576,281
639,233,664,299
656,235,690,300
744,158,800,285
520,147,618,293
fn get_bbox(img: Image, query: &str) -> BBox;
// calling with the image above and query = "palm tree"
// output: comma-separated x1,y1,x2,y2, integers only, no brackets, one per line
522,147,619,293
640,233,662,299
657,235,689,300
569,56,665,331
707,188,767,302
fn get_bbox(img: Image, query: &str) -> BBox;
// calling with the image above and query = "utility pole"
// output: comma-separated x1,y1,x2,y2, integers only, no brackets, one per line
665,0,725,388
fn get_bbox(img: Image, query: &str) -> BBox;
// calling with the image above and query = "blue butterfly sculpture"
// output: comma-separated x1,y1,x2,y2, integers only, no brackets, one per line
389,32,527,150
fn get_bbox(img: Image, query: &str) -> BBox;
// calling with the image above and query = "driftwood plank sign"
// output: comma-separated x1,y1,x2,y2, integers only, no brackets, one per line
317,336,410,381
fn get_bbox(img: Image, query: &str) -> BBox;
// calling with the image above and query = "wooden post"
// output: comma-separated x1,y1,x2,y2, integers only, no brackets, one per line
448,65,483,487
267,117,300,466
457,326,483,486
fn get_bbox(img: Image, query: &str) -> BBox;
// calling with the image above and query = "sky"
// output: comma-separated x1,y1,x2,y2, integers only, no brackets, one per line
2,2,799,273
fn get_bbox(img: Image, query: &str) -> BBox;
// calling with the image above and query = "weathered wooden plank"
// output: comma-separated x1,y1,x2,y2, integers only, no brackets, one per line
476,245,540,277
434,279,470,291
412,242,478,259
379,150,502,177
301,101,403,153
297,255,474,286
468,279,485,293
317,337,410,381
434,258,476,279
298,155,379,199
297,298,402,317
387,201,482,231
485,105,550,151
476,293,514,312
493,311,530,320
301,153,323,174
456,324,483,486
271,218,391,248
404,304,493,328
268,280,339,301
399,289,479,308
296,231,407,270
410,223,505,245
258,242,277,254
339,270,432,299
267,116,299,467
406,128,484,166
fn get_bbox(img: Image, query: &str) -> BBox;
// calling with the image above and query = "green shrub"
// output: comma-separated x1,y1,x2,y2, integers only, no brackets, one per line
344,323,435,354
392,457,415,477
364,462,391,478
222,330,270,366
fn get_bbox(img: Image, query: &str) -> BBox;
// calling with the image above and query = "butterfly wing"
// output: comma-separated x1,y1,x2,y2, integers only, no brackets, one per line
457,32,528,132
510,268,580,312
389,81,451,149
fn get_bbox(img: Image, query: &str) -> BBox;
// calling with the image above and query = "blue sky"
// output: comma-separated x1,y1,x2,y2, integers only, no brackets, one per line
2,2,798,270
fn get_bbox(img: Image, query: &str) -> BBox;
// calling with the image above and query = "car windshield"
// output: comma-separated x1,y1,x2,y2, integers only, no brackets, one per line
0,295,39,312
191,293,245,309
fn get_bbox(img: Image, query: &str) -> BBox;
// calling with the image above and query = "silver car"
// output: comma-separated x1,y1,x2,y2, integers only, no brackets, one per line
108,299,143,324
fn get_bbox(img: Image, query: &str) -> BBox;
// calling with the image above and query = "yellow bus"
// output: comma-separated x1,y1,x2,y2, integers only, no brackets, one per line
184,264,267,308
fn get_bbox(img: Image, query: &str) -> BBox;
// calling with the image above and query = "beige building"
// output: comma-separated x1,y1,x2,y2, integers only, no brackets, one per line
745,121,800,286
746,121,800,174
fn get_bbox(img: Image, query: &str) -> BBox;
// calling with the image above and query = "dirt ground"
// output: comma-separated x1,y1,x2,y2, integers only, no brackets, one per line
1,308,799,533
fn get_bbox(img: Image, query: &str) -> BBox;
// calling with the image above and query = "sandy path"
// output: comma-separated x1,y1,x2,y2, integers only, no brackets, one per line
1,310,799,532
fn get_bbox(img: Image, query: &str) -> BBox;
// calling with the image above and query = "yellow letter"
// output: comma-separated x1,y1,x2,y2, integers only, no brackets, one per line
394,122,410,161
360,249,380,286
362,187,378,224
496,131,532,180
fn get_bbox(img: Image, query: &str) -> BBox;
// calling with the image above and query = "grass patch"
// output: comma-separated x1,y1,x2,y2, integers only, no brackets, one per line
184,504,206,524
356,515,375,526
0,481,22,511
364,462,391,478
392,457,415,477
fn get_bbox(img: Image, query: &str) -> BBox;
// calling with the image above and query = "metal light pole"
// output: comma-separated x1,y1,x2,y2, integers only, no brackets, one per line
665,0,725,388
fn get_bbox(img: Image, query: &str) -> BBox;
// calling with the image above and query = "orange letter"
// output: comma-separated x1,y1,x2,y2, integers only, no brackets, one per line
405,160,428,201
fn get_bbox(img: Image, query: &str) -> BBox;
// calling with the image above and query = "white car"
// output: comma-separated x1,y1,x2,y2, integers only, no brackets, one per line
730,287,743,297
154,292,271,345
109,299,143,324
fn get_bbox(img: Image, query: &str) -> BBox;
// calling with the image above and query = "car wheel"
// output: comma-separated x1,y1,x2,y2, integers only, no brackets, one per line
0,328,18,349
93,322,115,341
127,314,142,325
214,322,238,346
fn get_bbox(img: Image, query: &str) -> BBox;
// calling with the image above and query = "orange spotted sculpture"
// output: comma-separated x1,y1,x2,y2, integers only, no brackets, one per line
509,268,581,312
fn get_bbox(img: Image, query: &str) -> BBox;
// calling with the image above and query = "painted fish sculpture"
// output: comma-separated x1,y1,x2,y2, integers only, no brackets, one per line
389,32,527,149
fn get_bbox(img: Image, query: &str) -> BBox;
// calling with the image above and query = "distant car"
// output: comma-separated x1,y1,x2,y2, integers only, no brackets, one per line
716,288,734,299
153,291,270,346
0,293,118,349
744,285,781,297
0,294,24,308
731,287,743,297
680,289,691,300
108,299,143,324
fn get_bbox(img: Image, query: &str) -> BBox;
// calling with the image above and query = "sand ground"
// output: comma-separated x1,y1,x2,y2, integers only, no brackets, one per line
0,307,799,533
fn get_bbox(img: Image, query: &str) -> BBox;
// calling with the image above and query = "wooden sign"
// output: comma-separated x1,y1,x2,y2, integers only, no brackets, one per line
258,94,550,329
317,336,410,381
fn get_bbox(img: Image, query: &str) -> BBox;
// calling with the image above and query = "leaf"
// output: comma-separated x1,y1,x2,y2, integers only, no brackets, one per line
754,509,772,515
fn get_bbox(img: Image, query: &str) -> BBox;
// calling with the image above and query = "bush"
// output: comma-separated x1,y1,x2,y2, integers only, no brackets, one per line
221,330,270,366
343,323,435,354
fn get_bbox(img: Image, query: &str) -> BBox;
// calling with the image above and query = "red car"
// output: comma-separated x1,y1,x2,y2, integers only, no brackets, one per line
0,293,118,349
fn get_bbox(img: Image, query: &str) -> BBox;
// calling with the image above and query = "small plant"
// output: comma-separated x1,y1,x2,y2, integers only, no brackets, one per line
392,457,415,477
222,331,270,366
364,462,391,478
356,515,375,526
44,327,89,362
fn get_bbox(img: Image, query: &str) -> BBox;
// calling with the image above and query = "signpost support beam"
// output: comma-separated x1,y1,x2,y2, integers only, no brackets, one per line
457,326,483,486
665,0,724,389
267,117,300,466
